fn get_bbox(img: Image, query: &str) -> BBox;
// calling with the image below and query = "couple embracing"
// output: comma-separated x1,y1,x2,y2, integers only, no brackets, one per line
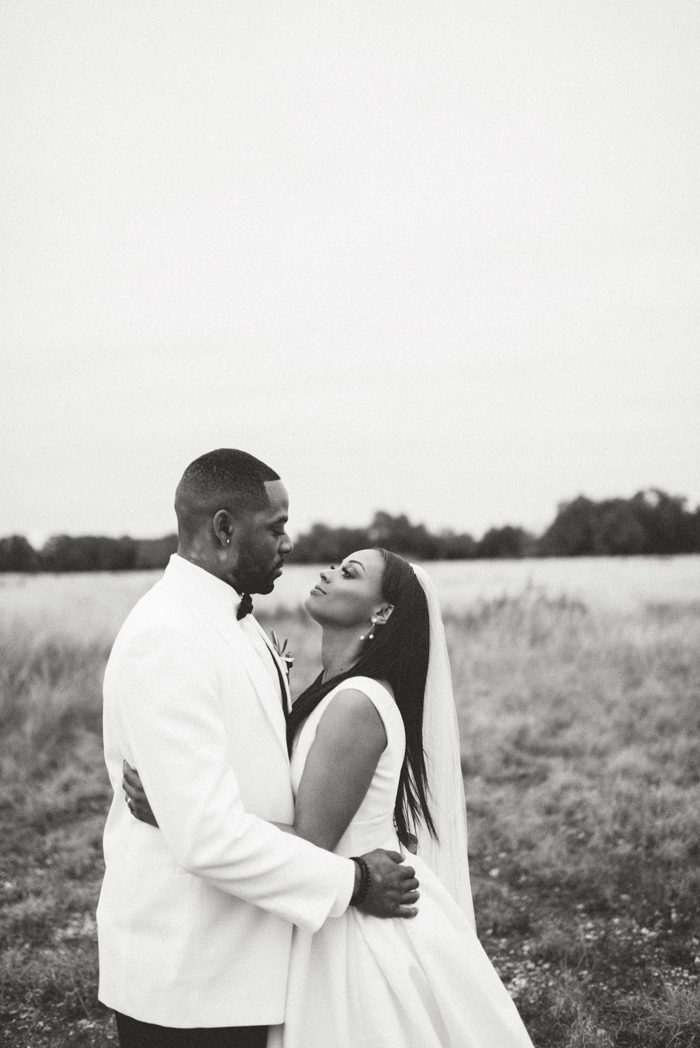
97,449,534,1048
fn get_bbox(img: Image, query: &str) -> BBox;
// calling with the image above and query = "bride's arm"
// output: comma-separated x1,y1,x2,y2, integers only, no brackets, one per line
286,689,387,852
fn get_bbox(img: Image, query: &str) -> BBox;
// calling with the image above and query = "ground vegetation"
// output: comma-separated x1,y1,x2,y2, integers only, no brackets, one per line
1,593,698,1046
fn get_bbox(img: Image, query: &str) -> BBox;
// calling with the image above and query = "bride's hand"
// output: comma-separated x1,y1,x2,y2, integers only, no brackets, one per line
122,760,159,827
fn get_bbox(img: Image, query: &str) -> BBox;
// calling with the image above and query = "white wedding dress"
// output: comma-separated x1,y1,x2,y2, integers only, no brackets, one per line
267,674,535,1048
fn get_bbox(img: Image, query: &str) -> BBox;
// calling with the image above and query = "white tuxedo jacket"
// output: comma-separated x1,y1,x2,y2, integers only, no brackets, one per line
97,555,354,1028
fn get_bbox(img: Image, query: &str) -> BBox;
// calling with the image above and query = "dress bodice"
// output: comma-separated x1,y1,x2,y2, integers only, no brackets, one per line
289,676,406,856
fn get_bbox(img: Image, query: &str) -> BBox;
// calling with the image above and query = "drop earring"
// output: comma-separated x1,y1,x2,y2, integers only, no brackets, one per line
360,616,378,641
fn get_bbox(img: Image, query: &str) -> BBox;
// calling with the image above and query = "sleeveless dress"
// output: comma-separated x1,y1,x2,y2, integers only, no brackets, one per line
267,676,535,1048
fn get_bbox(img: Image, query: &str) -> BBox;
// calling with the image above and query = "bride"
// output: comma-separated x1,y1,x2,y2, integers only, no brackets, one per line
125,548,534,1048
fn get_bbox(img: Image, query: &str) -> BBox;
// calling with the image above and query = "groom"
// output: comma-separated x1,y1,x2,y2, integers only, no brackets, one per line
97,449,418,1048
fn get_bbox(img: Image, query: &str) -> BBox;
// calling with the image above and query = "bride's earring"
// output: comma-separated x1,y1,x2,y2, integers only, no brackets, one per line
360,616,378,641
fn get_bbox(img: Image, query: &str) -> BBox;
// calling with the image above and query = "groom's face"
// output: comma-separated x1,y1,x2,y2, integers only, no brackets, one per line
233,480,292,594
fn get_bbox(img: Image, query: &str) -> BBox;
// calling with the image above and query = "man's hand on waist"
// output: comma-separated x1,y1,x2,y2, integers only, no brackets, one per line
350,849,419,918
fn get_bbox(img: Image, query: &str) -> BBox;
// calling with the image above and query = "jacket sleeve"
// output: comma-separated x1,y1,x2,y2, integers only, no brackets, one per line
106,622,355,931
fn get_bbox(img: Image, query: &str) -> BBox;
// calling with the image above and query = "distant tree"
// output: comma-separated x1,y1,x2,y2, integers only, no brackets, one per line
41,534,136,571
537,496,596,556
133,534,178,569
0,535,42,572
291,511,481,562
477,525,534,559
368,512,413,552
367,512,441,558
5,487,698,572
590,501,648,555
289,524,371,564
42,535,86,572
691,508,700,552
630,489,697,554
538,489,700,556
437,529,477,560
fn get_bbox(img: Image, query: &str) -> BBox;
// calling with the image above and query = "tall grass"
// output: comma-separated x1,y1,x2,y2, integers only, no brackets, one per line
1,594,699,1047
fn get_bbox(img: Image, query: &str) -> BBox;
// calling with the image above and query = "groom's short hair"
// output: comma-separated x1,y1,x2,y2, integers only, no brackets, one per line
176,449,280,518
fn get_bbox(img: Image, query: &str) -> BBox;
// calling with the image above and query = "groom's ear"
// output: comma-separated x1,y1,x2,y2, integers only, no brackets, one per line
212,509,236,548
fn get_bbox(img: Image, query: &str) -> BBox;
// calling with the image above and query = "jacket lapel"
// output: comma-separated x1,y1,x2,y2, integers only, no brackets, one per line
160,560,289,758
250,619,292,715
214,617,289,757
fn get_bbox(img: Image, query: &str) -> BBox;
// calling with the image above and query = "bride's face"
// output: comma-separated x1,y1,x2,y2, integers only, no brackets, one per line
304,548,387,628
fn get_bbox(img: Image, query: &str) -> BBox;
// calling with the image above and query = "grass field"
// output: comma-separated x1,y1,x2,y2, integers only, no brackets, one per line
1,586,699,1047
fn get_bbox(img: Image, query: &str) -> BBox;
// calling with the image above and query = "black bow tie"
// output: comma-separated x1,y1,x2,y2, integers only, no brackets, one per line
237,593,254,620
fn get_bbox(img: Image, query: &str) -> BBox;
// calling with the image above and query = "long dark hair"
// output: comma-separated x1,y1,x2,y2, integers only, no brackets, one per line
286,548,436,847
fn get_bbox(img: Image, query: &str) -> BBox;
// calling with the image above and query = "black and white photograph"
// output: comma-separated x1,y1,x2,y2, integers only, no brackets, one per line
2,3,699,1047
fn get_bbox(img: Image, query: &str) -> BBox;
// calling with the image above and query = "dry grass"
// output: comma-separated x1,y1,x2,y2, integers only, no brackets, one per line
1,590,699,1047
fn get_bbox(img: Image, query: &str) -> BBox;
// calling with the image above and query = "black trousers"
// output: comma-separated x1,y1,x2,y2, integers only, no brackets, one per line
114,1011,268,1048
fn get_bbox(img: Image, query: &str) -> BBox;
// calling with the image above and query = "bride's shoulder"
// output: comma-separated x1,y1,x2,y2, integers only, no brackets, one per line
331,676,395,710
316,678,402,754
332,674,391,693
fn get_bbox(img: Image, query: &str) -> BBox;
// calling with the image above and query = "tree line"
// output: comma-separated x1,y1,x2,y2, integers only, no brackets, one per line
1,489,699,572
0,533,179,573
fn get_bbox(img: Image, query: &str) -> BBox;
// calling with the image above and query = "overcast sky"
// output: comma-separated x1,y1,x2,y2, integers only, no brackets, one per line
2,1,698,545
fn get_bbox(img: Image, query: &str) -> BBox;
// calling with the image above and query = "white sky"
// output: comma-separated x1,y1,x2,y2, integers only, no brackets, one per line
2,1,698,544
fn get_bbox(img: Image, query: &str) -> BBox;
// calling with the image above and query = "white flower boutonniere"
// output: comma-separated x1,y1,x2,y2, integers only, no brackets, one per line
270,630,294,678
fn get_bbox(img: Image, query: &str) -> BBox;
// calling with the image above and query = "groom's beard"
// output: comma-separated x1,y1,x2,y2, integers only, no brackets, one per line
245,573,277,595
233,548,284,595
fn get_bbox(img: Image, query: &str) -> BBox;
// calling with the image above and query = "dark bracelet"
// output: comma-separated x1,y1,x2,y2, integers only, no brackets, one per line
350,856,371,906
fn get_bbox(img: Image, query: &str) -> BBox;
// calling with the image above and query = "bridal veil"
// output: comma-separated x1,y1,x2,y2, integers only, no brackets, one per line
412,564,476,930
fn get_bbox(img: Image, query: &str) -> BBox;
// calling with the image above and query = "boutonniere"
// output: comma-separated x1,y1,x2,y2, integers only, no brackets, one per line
270,630,294,677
